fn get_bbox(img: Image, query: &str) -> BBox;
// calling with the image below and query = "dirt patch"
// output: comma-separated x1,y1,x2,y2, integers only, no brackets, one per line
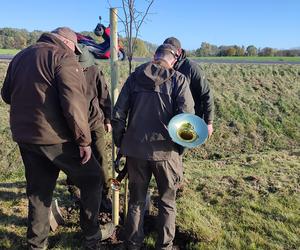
60,196,198,249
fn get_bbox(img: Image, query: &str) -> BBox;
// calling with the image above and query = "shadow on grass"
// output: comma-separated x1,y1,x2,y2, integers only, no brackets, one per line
47,230,83,249
0,181,26,189
0,190,26,201
0,210,27,226
143,214,198,249
0,229,92,250
0,229,26,250
0,181,26,202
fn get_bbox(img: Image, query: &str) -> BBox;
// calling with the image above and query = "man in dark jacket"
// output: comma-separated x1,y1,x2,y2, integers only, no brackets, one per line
163,37,214,136
67,44,113,212
112,44,194,250
1,27,114,250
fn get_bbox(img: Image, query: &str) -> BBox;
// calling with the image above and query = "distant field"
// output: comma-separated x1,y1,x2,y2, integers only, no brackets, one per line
0,61,299,249
191,56,300,62
1,48,300,63
0,48,20,55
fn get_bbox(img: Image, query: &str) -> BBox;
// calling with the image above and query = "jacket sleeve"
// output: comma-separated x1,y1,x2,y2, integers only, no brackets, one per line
190,62,214,124
96,69,112,124
111,77,131,147
174,73,195,114
55,57,91,147
1,62,13,104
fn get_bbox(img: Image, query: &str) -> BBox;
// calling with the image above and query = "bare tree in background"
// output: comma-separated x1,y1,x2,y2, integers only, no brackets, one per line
109,0,154,74
121,0,154,73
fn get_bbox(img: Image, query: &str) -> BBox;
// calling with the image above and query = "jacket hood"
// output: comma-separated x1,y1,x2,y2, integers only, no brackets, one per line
133,61,176,90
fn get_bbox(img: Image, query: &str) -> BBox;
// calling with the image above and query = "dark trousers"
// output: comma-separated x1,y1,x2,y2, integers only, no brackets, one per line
18,142,103,250
124,155,183,250
67,126,110,196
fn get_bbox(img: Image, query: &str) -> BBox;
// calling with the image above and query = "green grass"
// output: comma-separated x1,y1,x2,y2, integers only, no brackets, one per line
0,48,20,55
177,150,300,249
190,56,300,62
0,61,299,249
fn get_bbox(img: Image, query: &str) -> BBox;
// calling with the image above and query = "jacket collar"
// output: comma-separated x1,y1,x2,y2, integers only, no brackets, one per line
174,49,187,70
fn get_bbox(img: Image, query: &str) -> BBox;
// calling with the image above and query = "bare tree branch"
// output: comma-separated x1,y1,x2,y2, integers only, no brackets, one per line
131,0,154,57
108,0,155,73
121,0,130,42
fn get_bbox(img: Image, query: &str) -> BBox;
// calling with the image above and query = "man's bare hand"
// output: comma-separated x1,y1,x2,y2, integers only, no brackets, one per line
79,146,92,164
104,123,112,133
207,123,213,138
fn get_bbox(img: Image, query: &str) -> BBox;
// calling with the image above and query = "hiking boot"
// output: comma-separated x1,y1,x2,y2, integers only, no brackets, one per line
99,222,116,241
84,222,116,250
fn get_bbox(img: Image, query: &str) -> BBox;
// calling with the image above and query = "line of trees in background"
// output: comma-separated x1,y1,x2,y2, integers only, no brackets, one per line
189,42,300,57
0,28,43,50
1,28,300,57
0,28,154,57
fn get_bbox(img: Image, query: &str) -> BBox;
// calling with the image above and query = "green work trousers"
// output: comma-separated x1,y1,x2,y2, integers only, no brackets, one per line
124,155,183,250
67,125,110,196
91,125,110,194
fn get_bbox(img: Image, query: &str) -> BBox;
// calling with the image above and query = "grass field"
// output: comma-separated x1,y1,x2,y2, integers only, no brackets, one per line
0,61,299,249
190,56,300,62
1,48,300,63
0,49,20,55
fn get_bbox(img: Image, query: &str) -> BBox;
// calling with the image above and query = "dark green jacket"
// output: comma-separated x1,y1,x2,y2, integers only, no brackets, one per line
112,60,194,160
83,65,111,130
174,50,214,124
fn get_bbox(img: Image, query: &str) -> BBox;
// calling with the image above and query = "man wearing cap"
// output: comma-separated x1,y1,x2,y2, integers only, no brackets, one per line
1,27,114,249
163,37,214,136
111,44,194,250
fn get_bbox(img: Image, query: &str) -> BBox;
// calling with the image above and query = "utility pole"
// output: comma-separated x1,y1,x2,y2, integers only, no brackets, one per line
110,7,119,226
